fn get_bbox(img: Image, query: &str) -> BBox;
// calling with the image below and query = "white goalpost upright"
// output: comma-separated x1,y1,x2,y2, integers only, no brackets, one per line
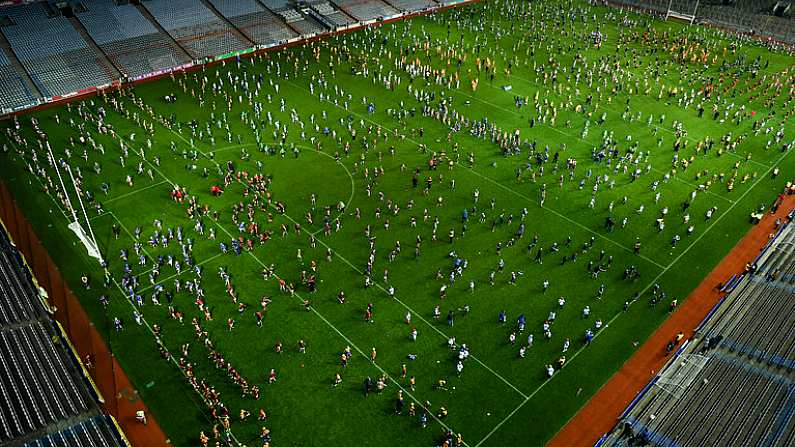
666,0,700,24
47,143,104,265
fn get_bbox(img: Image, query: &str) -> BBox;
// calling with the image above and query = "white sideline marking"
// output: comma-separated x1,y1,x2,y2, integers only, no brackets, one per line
475,146,792,446
206,208,470,444
287,78,668,269
105,180,168,204
458,164,669,270
124,129,471,438
265,200,530,400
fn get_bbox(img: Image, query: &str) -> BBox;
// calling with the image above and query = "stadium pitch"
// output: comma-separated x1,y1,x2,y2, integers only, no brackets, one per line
1,0,794,445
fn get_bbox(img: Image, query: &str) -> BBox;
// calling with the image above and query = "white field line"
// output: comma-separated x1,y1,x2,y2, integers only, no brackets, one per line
9,151,239,441
287,79,669,269
136,253,224,295
505,68,769,170
206,209,470,443
474,144,791,447
457,164,669,270
17,120,246,443
261,198,530,399
121,131,468,438
106,274,244,445
105,180,168,204
648,167,734,204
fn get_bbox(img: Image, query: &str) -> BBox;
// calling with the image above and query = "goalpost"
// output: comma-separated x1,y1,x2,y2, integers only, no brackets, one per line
655,354,709,399
47,143,104,265
665,0,700,25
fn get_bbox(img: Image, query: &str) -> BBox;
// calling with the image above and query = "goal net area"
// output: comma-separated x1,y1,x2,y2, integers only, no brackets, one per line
655,354,709,399
666,0,699,24
68,221,103,263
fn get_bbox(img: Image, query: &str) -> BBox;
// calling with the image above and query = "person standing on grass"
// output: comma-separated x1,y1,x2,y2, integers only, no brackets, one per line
364,376,372,397
395,390,405,414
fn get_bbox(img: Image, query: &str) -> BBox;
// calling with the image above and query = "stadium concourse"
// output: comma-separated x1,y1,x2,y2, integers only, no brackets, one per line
0,0,794,446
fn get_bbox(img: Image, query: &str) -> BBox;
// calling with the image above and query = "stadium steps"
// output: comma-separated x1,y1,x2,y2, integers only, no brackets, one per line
300,6,336,30
0,227,125,447
604,223,795,446
296,6,334,32
252,0,306,36
378,0,405,12
316,1,360,24
0,32,41,99
276,6,328,35
328,0,399,22
307,2,358,27
66,17,122,82
132,2,194,62
4,409,102,447
199,0,256,48
25,415,126,447
0,249,45,326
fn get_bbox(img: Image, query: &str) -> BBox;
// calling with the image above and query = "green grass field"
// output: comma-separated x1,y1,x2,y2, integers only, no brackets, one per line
1,0,794,445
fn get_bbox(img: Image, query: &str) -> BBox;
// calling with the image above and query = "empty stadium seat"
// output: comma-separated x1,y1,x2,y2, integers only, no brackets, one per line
332,0,400,21
604,222,795,447
24,415,125,447
141,0,250,59
0,3,114,97
77,0,190,78
0,49,36,113
207,0,299,45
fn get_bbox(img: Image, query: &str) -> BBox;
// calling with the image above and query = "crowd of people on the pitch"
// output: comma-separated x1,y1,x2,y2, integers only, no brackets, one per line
1,0,792,445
